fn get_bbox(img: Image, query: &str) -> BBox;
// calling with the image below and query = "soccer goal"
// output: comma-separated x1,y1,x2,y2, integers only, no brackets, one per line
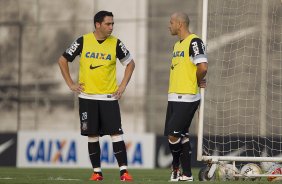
197,0,282,180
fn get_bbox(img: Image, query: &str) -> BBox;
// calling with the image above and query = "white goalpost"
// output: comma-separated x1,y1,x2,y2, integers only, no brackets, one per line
197,0,282,180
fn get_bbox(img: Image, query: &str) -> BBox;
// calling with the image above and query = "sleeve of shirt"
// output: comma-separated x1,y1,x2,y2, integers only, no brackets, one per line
189,37,208,65
116,39,133,66
62,36,83,62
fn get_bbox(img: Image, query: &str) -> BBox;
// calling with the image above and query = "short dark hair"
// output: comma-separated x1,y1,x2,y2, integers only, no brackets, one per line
94,11,113,27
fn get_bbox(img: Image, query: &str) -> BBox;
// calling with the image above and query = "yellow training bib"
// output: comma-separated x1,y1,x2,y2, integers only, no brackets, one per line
168,34,199,94
79,33,118,94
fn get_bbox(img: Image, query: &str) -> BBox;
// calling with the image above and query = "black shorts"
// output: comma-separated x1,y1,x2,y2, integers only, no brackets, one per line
79,98,123,136
164,100,200,137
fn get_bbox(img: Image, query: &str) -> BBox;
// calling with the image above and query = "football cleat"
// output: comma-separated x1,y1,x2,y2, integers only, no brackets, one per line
89,172,103,181
120,171,133,181
179,174,194,182
170,168,180,182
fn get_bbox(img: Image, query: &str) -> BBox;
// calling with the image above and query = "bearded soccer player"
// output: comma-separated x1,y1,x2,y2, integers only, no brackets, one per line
58,11,135,181
164,12,208,182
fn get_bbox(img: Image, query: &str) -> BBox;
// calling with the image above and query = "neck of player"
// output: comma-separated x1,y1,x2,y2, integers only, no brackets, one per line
93,31,108,41
178,30,190,41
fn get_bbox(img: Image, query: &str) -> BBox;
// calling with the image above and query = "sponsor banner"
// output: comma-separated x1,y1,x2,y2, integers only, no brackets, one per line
17,131,155,168
0,133,17,166
155,136,204,168
17,131,86,168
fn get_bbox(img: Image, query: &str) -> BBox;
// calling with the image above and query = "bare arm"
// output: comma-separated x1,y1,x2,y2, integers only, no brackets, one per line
58,56,84,93
196,62,208,88
113,60,135,99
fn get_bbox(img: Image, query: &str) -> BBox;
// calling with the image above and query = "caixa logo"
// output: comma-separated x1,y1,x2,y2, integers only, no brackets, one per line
26,139,77,163
101,142,143,165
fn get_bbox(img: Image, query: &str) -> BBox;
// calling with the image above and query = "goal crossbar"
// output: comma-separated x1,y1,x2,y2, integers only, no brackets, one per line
202,156,282,162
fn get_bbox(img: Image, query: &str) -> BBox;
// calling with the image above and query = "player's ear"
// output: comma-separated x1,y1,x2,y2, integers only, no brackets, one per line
95,22,100,29
177,21,182,29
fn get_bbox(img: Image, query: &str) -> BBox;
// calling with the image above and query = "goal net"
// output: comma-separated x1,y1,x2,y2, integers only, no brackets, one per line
198,0,282,172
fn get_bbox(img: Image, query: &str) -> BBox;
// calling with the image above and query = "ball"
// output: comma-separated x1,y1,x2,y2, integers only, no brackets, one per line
217,164,239,181
267,167,282,182
240,163,262,181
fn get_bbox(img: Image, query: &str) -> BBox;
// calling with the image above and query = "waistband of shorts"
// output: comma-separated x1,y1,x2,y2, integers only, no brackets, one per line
168,93,200,102
78,93,117,101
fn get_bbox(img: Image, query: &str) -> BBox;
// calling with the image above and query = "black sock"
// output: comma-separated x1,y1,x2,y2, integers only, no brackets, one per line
113,141,128,168
168,139,182,169
180,141,192,176
88,142,101,169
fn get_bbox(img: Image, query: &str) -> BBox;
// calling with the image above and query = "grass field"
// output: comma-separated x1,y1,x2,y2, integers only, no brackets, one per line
0,167,271,184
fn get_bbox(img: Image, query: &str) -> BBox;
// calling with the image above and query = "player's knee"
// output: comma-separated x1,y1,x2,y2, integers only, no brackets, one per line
88,136,99,142
111,134,123,142
168,136,181,144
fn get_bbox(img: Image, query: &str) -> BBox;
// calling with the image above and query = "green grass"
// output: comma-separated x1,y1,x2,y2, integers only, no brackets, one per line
0,167,270,184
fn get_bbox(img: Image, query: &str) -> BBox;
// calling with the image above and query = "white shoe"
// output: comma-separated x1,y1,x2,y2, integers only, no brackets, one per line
179,175,193,181
170,168,180,182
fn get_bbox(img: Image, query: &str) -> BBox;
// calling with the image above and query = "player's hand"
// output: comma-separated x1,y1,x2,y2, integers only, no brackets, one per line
113,85,126,99
69,83,84,93
198,78,207,88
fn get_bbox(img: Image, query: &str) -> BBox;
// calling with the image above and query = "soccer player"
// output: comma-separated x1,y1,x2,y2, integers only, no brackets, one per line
58,11,135,181
164,12,208,181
